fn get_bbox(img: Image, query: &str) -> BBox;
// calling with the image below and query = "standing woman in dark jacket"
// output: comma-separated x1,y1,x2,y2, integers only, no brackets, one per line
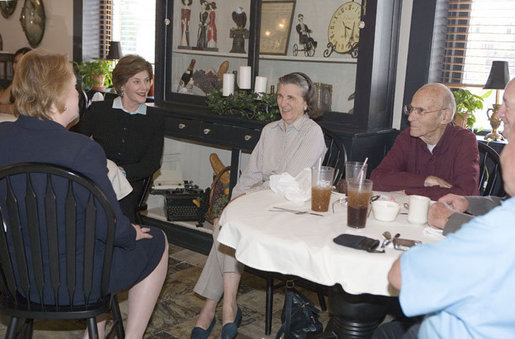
78,55,164,222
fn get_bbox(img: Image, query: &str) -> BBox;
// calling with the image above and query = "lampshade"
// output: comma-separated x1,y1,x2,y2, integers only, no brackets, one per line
483,61,510,90
106,41,122,60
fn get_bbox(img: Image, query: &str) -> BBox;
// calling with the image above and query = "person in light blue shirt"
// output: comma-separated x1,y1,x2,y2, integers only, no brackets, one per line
380,125,515,338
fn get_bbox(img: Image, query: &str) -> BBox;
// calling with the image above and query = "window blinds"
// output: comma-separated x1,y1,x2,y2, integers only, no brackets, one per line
100,0,113,59
441,0,515,87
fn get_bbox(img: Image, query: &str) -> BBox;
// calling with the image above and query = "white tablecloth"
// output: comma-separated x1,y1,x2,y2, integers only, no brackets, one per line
218,190,444,296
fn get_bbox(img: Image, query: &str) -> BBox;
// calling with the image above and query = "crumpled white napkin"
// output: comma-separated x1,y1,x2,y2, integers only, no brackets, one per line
269,168,311,204
106,159,133,200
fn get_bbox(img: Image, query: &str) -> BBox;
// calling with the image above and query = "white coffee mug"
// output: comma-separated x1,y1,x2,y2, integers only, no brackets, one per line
406,195,430,224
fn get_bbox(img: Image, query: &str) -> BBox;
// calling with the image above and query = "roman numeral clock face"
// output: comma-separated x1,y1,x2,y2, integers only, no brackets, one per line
327,1,361,55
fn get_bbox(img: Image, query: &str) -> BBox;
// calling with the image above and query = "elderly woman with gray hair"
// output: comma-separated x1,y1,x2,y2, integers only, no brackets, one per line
191,72,327,339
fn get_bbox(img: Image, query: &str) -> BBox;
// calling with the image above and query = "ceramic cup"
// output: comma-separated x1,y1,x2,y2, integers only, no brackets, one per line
372,200,400,222
405,195,430,224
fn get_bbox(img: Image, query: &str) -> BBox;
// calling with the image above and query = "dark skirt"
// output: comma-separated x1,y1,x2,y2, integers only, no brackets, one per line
110,226,166,293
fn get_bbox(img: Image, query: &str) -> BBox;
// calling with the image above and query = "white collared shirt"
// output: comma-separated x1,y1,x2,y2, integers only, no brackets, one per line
112,96,147,115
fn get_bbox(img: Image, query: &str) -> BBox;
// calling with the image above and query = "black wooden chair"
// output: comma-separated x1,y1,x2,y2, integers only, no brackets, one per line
263,127,348,335
0,163,125,339
321,126,348,183
478,142,504,197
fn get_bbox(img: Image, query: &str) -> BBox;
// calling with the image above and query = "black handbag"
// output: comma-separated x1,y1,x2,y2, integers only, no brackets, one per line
276,282,324,339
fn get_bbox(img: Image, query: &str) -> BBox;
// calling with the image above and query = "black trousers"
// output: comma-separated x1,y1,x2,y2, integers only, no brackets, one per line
119,179,145,223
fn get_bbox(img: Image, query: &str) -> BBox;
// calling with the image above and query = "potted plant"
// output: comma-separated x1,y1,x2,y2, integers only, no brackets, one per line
74,59,114,91
452,88,491,129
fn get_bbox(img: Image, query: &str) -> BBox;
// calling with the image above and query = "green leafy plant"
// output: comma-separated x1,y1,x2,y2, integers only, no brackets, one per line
452,88,491,129
206,90,280,122
74,59,114,90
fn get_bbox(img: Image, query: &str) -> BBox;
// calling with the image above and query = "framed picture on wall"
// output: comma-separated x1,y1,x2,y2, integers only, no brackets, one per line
0,0,17,19
20,0,46,48
259,1,295,55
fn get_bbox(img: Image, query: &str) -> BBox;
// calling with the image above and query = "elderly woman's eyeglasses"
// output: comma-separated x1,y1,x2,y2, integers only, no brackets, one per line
403,104,447,117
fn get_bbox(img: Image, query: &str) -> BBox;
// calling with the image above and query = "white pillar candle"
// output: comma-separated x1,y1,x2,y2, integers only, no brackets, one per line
223,73,235,96
254,76,267,94
238,66,252,90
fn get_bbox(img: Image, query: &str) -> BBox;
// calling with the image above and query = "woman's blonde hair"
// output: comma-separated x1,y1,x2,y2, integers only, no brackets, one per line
12,49,73,120
112,55,153,95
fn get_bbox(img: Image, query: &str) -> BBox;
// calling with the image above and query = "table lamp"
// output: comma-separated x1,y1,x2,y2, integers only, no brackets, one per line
106,41,122,61
483,60,510,140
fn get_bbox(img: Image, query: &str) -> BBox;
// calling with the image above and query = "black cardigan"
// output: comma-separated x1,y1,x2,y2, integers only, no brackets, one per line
76,99,164,182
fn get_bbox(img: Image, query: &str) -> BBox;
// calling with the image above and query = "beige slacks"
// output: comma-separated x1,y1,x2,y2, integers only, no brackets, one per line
193,222,244,301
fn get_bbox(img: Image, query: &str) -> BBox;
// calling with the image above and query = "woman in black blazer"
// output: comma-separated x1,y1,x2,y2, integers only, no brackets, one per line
78,55,164,222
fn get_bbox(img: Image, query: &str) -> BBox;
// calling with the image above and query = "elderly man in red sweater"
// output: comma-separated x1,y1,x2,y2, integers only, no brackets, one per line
371,83,479,200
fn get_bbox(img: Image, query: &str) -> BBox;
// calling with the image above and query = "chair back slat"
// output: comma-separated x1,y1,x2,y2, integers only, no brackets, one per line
101,209,116,294
0,205,18,301
5,177,31,301
321,127,348,185
478,142,504,197
82,194,97,304
64,181,77,305
24,174,45,305
44,174,61,306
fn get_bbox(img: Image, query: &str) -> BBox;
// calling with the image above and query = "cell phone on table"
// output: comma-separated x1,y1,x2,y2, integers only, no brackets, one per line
393,238,422,251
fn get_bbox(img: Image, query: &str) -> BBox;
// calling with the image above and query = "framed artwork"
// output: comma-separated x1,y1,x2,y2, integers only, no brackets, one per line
0,0,17,19
19,0,46,48
314,82,333,112
259,1,295,55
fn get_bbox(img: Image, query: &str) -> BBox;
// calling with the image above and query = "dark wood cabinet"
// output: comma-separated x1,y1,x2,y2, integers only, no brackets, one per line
148,0,401,251
154,0,401,132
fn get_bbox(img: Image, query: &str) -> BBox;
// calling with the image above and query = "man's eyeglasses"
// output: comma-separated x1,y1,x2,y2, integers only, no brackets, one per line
403,104,447,117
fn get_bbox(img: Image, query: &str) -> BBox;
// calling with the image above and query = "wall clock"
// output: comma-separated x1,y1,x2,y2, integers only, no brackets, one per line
0,0,17,19
323,1,362,58
19,0,45,48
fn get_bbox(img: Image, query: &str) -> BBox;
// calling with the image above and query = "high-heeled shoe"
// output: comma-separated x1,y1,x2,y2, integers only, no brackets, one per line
190,316,216,339
221,307,242,339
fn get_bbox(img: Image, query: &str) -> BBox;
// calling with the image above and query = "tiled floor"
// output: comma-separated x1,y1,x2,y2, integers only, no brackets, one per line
0,245,330,338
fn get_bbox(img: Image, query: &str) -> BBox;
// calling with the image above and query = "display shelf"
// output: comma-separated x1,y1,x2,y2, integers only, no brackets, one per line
173,48,357,64
172,48,247,59
260,54,357,64
156,0,401,130
142,207,214,255
145,207,213,234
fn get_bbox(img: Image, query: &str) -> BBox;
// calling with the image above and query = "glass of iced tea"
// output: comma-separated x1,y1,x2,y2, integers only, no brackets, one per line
346,178,373,228
311,166,335,212
338,161,368,194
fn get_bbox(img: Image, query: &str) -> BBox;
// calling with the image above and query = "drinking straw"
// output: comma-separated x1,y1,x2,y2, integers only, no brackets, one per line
357,157,368,184
316,156,322,185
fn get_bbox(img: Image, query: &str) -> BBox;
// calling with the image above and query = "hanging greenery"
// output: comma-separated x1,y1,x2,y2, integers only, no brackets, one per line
206,90,280,122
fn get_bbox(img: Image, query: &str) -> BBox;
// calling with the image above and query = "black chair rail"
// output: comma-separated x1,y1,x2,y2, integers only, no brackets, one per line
478,142,504,197
0,162,124,338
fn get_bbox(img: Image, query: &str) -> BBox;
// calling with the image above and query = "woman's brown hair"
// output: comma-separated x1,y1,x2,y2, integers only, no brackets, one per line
112,55,153,95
